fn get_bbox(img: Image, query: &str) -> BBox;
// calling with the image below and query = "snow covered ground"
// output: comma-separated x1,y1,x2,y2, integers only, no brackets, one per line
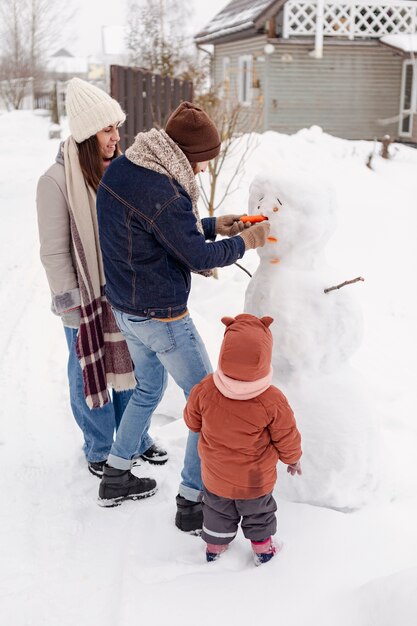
1,111,417,625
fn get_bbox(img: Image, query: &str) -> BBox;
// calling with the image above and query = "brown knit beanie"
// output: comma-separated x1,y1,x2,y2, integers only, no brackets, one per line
165,101,221,162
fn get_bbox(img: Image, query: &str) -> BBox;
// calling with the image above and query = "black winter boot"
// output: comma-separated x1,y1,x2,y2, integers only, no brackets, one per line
88,460,106,478
136,444,168,466
98,464,157,507
175,494,203,533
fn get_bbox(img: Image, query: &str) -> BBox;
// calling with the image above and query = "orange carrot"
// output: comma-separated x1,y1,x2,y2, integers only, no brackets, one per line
240,215,269,223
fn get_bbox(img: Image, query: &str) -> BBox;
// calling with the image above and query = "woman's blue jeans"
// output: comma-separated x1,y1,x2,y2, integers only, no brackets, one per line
64,327,134,463
107,310,213,502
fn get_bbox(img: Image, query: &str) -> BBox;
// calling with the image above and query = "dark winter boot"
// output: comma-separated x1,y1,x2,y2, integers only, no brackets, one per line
139,443,169,465
175,494,203,533
88,460,106,478
97,464,157,508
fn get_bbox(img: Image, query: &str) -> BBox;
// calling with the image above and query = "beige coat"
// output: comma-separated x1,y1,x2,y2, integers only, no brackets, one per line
36,150,81,327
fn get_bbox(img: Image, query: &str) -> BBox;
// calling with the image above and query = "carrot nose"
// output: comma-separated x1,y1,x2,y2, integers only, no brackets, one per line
240,215,268,223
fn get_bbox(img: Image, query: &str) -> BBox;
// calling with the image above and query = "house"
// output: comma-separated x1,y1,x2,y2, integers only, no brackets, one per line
379,33,417,141
48,48,89,80
35,50,109,114
194,0,417,140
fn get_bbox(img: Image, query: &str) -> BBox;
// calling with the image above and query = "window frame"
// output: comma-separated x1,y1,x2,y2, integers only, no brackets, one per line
238,54,253,106
221,56,231,97
399,60,416,138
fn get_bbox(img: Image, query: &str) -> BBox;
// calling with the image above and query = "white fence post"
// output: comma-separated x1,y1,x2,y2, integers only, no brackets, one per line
283,1,290,38
349,0,356,40
28,77,34,110
314,0,325,57
413,2,417,36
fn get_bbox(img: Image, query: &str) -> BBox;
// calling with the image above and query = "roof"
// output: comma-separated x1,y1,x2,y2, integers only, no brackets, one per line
194,0,285,44
51,48,73,58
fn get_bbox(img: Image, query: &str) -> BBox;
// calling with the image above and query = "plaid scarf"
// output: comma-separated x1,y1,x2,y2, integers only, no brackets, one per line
64,137,136,409
125,128,214,278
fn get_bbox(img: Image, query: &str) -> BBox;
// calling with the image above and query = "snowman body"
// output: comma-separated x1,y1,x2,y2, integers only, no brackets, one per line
244,172,378,509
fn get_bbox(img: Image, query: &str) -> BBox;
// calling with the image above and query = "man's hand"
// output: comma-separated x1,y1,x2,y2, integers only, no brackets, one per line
238,221,270,250
215,214,251,237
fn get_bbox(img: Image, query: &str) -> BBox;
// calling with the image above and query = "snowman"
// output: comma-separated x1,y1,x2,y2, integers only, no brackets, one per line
244,172,379,510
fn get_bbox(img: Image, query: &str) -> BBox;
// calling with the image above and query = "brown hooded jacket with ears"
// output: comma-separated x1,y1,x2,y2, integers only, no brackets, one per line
184,314,302,499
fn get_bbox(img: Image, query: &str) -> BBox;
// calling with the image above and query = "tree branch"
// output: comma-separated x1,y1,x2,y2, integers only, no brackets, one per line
324,277,365,294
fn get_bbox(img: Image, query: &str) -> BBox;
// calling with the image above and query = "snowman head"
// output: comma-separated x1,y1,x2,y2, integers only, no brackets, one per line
248,172,337,266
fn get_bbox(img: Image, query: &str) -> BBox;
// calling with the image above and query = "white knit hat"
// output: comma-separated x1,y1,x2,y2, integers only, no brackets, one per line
65,77,126,143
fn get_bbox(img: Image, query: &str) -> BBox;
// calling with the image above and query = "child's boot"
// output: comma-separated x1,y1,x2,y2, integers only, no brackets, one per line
251,537,278,565
206,543,229,562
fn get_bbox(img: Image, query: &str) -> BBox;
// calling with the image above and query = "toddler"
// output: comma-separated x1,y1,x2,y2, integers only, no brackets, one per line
184,313,302,565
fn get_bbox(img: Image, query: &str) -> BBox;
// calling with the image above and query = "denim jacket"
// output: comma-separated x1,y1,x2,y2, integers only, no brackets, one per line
97,155,245,318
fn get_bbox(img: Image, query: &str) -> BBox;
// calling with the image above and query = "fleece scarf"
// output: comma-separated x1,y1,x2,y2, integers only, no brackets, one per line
213,365,273,400
63,137,135,408
125,128,213,277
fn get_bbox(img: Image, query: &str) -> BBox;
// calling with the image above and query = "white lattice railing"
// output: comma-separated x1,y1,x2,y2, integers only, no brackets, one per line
283,0,417,40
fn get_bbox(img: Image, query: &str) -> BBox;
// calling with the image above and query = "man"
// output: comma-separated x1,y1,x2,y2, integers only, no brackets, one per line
96,101,270,531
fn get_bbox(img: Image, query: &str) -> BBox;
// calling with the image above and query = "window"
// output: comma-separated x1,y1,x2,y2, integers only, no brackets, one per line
221,56,231,97
238,55,253,106
399,61,416,138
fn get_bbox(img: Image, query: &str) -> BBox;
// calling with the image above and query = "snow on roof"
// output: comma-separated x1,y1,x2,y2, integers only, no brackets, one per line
195,0,274,43
380,33,417,53
195,20,256,44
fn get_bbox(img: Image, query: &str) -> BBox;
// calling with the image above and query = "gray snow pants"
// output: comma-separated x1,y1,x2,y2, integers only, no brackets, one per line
201,487,277,545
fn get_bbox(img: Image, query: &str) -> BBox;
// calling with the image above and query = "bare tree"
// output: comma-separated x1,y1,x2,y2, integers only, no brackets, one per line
196,95,263,218
0,0,31,109
126,0,199,80
194,95,263,280
0,0,73,109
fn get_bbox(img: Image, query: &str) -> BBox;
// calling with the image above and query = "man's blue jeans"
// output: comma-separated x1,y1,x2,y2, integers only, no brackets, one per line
108,310,213,502
64,327,134,463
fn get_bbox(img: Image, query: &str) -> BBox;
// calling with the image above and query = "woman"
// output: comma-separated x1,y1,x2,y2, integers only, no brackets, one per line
36,78,159,486
96,101,271,526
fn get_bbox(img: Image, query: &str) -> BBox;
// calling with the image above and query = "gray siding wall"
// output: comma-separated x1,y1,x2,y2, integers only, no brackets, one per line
213,36,267,132
214,38,403,139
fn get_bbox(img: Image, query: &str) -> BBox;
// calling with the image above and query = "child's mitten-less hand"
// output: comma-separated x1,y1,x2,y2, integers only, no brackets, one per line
287,460,302,476
215,214,251,237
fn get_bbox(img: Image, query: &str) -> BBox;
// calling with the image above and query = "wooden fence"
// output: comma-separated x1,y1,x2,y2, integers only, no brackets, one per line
110,65,193,151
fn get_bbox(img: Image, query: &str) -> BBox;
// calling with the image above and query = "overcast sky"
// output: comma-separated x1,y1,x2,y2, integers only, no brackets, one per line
63,0,227,57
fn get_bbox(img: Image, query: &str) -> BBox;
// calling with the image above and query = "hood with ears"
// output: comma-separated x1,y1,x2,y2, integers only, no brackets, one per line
219,313,274,381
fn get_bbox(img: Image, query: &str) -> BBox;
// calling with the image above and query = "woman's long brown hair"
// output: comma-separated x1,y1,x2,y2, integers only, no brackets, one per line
77,134,121,193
